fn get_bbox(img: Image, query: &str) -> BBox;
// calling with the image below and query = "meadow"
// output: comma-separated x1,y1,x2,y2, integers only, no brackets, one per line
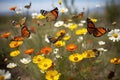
0,0,120,80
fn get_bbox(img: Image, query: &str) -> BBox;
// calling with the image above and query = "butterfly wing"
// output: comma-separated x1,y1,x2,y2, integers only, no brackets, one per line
93,27,107,37
72,12,84,20
87,18,96,34
47,36,58,44
21,26,30,38
50,7,58,20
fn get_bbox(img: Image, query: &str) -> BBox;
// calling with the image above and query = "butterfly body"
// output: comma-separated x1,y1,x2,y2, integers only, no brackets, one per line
87,18,108,37
40,7,58,22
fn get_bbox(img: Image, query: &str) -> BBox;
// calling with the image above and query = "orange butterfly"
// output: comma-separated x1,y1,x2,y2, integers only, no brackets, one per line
21,26,31,38
72,12,84,20
12,36,24,41
0,32,11,39
9,6,16,11
47,31,66,44
87,18,109,37
24,2,31,9
40,7,58,22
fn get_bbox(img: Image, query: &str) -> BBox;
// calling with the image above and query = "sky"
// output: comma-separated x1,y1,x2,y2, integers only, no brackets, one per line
0,0,107,14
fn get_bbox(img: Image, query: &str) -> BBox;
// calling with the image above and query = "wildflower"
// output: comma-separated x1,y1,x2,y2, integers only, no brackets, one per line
63,34,71,41
56,54,61,58
38,58,53,71
82,50,95,58
66,44,77,52
46,70,61,80
0,32,11,39
36,13,46,19
80,20,86,24
69,24,78,31
9,41,23,48
56,29,66,37
97,48,108,52
63,23,73,28
107,29,120,42
60,8,68,13
98,41,106,45
69,53,83,62
54,41,65,47
10,50,20,57
0,69,11,80
7,63,17,69
25,48,34,55
77,36,83,43
53,48,59,54
20,58,31,64
78,23,84,27
54,21,64,27
110,58,120,64
32,55,45,64
40,47,52,54
31,12,38,19
75,28,87,35
90,18,97,22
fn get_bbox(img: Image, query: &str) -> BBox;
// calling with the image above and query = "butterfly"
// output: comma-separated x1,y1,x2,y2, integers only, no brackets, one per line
72,12,84,20
46,32,66,44
12,17,26,28
87,18,109,37
40,7,58,22
21,26,31,38
0,32,11,39
12,36,24,41
9,6,16,11
24,2,31,9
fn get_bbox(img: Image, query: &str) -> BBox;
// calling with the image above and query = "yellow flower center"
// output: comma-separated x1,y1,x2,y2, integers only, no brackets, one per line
74,57,78,61
44,64,48,67
113,33,118,38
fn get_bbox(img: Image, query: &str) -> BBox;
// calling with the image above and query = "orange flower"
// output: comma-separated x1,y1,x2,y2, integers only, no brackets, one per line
66,44,77,52
25,48,34,55
9,6,16,11
0,32,11,38
40,47,52,54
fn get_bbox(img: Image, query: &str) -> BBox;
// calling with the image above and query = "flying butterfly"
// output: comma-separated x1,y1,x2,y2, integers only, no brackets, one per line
12,17,26,28
21,26,31,38
87,18,109,37
24,2,31,9
72,12,84,20
46,31,66,44
40,7,58,22
9,6,17,11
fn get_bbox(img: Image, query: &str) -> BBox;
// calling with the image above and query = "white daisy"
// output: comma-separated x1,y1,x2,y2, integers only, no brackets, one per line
80,20,86,24
31,12,38,19
20,58,31,64
54,21,64,27
7,63,17,69
97,48,108,52
59,8,68,13
78,23,84,27
0,69,11,80
53,48,59,54
98,41,105,45
108,29,120,42
77,36,83,43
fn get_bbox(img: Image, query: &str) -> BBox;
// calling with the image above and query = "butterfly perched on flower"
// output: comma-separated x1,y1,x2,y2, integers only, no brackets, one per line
86,18,109,37
46,31,66,44
72,12,84,20
40,7,58,22
11,17,26,28
24,2,31,9
21,26,31,38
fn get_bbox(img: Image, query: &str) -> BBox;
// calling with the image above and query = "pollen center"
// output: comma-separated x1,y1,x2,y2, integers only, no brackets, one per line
113,33,118,38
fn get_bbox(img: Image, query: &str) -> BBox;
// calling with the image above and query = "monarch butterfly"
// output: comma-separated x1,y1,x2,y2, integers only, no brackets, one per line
12,17,26,28
47,32,66,44
9,6,16,11
87,18,109,37
40,7,58,22
21,26,31,38
24,2,31,9
72,12,84,20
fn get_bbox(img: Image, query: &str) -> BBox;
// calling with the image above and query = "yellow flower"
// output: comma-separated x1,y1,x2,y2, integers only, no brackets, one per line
75,28,87,35
36,14,46,19
90,18,97,22
38,58,53,71
9,41,23,48
46,70,61,80
69,24,78,31
63,35,71,41
32,55,45,64
10,50,20,57
56,29,66,37
110,58,120,64
54,41,65,47
82,50,95,58
69,53,83,62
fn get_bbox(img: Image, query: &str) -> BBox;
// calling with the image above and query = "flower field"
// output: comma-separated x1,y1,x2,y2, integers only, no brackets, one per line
0,0,120,80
